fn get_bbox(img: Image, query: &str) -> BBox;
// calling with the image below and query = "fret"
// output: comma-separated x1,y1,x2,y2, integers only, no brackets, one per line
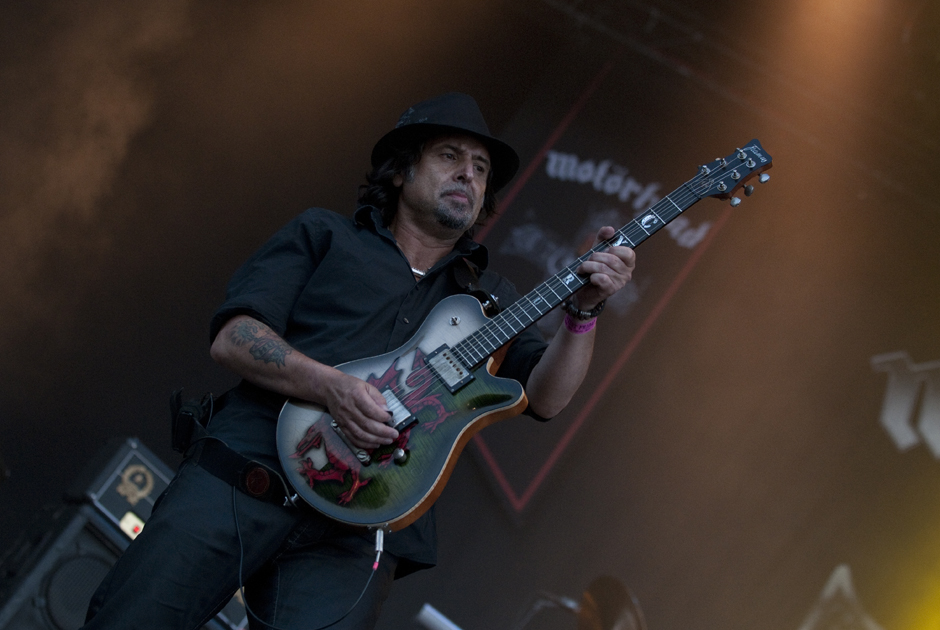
615,231,635,247
464,332,489,357
624,223,647,245
498,307,519,330
528,292,553,313
664,194,684,218
485,324,510,348
649,207,667,225
511,302,536,326
636,213,659,235
651,202,682,228
463,343,483,364
490,315,515,339
519,297,544,320
542,279,568,301
460,343,483,365
477,322,503,347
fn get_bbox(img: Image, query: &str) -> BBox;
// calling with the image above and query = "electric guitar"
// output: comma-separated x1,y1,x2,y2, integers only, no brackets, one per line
276,141,773,530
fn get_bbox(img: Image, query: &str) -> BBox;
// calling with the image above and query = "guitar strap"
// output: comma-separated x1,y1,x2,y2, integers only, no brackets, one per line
453,257,501,317
170,389,298,508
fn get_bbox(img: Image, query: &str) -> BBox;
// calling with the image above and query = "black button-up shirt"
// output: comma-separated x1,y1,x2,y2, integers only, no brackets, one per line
207,206,547,574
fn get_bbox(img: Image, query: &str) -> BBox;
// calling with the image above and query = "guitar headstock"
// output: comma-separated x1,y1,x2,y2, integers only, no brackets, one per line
694,139,773,206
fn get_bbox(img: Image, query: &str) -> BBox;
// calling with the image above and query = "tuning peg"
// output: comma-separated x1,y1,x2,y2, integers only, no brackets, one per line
744,185,755,196
730,197,742,207
759,173,770,183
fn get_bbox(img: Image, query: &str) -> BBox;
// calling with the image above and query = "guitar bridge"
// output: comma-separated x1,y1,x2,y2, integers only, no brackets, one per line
427,345,474,393
381,389,418,432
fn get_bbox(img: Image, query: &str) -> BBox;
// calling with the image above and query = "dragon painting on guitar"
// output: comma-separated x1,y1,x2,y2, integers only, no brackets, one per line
80,91,771,630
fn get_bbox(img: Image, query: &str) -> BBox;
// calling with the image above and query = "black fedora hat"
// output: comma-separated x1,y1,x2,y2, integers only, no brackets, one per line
371,93,520,193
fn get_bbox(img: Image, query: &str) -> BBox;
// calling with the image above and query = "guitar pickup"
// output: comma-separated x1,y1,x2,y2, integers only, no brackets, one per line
381,388,418,432
427,345,474,393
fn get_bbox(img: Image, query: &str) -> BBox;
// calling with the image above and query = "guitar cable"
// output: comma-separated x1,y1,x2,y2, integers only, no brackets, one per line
231,486,384,630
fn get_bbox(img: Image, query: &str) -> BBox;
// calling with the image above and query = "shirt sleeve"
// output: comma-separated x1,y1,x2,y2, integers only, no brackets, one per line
209,210,328,344
483,274,552,421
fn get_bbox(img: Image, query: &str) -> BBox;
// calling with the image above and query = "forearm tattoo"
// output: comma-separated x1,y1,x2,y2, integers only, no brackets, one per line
229,319,292,367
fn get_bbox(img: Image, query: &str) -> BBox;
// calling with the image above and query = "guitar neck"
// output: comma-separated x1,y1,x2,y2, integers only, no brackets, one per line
450,178,705,370
448,138,773,371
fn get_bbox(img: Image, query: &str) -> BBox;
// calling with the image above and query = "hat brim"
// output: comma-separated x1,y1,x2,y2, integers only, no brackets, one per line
371,123,520,194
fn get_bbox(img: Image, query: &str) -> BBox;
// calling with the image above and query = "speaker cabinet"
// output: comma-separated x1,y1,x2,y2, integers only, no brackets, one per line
0,438,247,630
0,505,120,629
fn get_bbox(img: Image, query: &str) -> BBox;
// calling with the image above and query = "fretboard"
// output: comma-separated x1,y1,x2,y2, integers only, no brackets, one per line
450,176,708,371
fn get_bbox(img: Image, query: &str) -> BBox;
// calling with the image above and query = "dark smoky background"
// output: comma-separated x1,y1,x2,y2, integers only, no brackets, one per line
0,0,560,537
1,1,939,630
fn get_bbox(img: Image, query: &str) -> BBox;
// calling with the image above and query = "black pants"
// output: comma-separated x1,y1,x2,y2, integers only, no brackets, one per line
81,460,397,630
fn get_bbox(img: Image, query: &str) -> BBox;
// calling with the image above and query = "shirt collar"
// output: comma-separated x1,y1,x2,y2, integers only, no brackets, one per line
354,205,489,270
354,204,384,228
453,232,489,269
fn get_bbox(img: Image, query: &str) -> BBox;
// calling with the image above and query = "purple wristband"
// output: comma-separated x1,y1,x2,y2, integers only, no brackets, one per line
564,314,596,334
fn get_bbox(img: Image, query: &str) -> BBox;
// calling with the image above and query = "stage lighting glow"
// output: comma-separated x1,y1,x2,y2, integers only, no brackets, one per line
776,0,888,93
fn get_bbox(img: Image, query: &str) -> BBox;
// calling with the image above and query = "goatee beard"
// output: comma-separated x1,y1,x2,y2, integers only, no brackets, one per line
434,187,476,231
434,205,474,230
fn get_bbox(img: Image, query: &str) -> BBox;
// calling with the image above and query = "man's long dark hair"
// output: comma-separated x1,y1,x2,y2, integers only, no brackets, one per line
357,132,498,228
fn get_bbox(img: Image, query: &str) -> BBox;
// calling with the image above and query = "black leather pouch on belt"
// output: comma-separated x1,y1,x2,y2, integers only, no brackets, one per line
170,389,215,454
170,389,297,508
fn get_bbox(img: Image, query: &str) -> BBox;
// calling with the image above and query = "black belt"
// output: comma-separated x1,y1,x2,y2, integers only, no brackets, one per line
171,389,299,508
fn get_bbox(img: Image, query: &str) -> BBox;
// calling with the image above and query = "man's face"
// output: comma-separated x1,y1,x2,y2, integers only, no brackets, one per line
395,134,491,233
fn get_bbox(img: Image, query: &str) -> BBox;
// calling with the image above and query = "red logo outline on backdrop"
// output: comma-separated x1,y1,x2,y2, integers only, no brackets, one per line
472,61,733,514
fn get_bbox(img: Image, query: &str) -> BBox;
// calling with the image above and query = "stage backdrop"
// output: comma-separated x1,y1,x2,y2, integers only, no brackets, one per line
377,14,940,630
0,2,937,630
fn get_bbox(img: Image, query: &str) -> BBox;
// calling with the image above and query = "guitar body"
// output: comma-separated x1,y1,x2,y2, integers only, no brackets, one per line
276,293,528,531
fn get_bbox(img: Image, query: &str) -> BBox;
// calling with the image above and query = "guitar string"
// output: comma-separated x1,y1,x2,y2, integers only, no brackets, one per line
385,158,750,416
383,154,757,419
389,158,740,409
449,156,746,366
